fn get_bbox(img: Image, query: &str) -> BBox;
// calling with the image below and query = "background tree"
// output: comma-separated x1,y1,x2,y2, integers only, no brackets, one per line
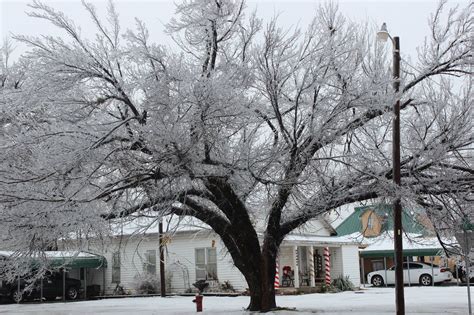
0,0,472,311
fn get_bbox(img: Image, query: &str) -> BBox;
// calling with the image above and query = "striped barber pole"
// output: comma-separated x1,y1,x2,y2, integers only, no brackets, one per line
324,247,331,285
274,258,280,289
309,248,315,284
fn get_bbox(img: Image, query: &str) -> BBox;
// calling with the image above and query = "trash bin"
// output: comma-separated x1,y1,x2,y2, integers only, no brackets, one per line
86,285,101,298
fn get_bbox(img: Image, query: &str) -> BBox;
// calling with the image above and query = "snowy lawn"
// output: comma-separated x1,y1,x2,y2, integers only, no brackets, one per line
0,286,471,315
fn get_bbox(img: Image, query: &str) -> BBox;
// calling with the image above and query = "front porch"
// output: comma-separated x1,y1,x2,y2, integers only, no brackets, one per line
275,235,361,293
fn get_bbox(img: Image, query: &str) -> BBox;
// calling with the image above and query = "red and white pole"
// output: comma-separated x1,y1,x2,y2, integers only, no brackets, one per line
274,258,280,289
324,247,331,285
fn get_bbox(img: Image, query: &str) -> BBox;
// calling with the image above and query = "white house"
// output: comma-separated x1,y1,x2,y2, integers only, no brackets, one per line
63,215,361,295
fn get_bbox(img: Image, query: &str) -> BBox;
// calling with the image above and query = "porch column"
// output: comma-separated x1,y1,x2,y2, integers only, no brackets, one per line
293,246,300,288
309,246,315,287
324,247,331,285
274,256,280,289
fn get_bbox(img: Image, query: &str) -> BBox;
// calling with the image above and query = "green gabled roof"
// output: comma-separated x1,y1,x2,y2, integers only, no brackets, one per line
335,204,427,236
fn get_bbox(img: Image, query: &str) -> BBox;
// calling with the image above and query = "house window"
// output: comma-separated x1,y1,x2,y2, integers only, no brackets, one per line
112,252,121,283
367,216,374,229
372,260,384,271
195,248,217,280
144,250,157,275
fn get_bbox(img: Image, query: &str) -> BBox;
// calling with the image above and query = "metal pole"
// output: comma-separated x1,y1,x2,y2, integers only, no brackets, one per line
431,257,434,287
456,261,460,286
102,266,106,296
17,275,20,304
84,268,87,300
40,277,43,302
464,230,472,315
392,36,405,315
384,257,388,287
159,220,166,297
361,257,365,287
63,269,66,301
407,257,411,286
430,256,434,287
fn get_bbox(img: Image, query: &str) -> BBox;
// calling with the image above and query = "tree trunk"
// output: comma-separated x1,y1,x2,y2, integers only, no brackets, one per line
232,247,278,312
240,252,277,312
247,276,262,311
260,249,277,311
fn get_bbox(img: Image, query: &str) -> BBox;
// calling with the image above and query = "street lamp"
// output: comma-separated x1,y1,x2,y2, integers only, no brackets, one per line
377,23,405,315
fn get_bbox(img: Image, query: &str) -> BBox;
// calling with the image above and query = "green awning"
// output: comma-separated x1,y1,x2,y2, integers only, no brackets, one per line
0,251,107,269
48,253,107,269
360,248,443,258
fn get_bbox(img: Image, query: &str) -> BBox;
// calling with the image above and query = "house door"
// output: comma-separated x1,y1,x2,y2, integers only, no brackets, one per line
313,250,323,282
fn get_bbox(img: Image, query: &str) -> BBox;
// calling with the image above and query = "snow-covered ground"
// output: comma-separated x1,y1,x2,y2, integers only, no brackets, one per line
1,286,471,315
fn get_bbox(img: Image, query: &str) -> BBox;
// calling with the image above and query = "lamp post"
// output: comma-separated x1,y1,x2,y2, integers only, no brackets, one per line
377,23,405,315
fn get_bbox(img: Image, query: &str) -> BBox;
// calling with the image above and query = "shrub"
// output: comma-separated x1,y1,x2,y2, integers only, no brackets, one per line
220,280,235,292
319,283,335,293
331,275,355,292
133,274,161,294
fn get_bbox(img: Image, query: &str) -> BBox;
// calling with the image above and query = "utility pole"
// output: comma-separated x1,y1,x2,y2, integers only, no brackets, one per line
392,36,405,315
159,220,166,297
377,24,405,315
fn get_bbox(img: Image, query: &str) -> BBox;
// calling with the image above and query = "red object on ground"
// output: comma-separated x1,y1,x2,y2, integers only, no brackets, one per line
192,294,203,312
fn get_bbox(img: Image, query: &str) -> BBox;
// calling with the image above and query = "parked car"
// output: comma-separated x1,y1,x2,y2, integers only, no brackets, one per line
367,262,453,287
0,272,82,303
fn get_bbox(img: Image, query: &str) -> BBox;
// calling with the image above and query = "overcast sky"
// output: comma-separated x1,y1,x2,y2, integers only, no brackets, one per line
0,0,467,62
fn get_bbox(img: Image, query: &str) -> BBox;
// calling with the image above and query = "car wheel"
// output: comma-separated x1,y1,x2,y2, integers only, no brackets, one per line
371,275,384,287
419,274,432,286
66,286,79,300
11,291,23,303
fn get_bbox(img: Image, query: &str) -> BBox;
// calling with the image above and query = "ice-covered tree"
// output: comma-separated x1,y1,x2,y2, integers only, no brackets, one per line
0,0,472,311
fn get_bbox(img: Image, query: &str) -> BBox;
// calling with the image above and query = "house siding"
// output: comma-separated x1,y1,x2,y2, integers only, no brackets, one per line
65,219,361,294
297,220,332,236
330,247,343,280
341,245,361,287
84,231,247,294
